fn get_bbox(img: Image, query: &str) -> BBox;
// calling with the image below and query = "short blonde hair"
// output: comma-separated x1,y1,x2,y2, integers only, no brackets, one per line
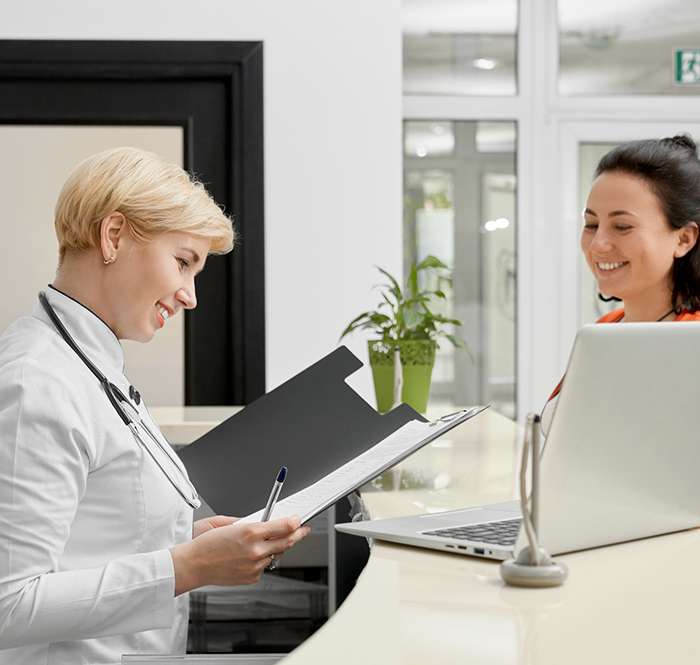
54,147,235,264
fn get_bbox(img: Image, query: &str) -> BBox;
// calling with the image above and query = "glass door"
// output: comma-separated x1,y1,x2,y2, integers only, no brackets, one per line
404,120,517,417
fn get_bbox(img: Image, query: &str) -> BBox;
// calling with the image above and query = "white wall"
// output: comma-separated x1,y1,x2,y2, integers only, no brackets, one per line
1,0,403,403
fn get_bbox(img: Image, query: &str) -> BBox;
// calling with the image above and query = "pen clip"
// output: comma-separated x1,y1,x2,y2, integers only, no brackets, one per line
429,409,467,426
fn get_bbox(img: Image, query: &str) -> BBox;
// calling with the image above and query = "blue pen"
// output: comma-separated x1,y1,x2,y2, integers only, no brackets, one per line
261,466,287,522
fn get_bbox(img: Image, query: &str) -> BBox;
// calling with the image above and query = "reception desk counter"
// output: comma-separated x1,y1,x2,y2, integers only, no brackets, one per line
281,408,700,664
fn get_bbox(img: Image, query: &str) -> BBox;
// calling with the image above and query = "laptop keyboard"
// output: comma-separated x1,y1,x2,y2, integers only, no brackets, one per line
423,518,522,546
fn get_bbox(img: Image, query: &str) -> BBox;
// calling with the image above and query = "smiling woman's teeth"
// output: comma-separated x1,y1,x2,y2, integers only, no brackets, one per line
157,304,169,320
598,262,626,271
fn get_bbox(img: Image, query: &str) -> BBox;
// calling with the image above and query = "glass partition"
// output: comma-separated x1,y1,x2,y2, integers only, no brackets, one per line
559,0,700,95
403,0,518,96
404,120,517,417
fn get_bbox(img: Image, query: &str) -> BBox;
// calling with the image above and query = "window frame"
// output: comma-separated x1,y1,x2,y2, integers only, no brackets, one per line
403,0,700,418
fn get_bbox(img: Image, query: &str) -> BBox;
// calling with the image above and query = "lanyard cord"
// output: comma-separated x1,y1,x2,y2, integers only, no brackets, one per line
37,291,200,509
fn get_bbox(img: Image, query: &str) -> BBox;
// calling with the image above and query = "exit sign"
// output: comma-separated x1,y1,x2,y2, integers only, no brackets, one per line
675,49,700,84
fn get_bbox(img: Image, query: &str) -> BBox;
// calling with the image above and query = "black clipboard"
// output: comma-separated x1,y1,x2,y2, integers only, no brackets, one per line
178,346,427,518
239,405,486,524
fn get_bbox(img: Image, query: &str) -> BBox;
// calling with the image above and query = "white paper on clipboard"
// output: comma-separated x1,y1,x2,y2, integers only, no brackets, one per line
239,405,487,524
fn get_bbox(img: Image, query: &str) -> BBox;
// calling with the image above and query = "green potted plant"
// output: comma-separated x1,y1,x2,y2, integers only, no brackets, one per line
340,255,472,413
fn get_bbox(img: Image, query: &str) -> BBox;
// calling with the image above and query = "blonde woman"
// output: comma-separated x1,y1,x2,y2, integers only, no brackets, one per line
0,148,309,664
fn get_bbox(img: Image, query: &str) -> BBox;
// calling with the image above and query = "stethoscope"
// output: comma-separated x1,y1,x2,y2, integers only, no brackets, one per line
38,291,201,509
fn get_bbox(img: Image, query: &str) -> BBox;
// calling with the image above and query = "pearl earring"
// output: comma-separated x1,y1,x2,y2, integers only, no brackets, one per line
104,255,115,265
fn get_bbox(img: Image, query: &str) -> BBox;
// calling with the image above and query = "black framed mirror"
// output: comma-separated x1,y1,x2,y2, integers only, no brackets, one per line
0,40,264,405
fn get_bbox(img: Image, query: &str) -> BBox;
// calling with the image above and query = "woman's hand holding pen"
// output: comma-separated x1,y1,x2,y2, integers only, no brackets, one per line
170,515,311,596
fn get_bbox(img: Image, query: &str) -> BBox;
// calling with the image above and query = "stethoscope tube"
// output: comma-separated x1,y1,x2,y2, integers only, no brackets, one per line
38,291,201,509
39,291,131,425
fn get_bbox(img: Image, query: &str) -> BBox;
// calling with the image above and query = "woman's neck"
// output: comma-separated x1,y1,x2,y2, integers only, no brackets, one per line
52,249,108,320
622,295,675,322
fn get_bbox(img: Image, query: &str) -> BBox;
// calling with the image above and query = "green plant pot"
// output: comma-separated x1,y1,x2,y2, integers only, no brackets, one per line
368,340,436,414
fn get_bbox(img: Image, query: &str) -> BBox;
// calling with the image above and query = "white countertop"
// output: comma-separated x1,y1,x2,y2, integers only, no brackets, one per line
281,408,700,664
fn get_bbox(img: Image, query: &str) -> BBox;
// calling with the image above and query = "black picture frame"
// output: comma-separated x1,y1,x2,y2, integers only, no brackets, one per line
0,39,265,405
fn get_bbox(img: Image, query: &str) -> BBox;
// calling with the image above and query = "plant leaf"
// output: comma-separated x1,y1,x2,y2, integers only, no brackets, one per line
380,292,394,308
339,311,374,339
368,313,392,325
445,334,474,363
407,261,418,298
431,314,464,326
416,255,449,271
403,308,424,328
376,267,403,302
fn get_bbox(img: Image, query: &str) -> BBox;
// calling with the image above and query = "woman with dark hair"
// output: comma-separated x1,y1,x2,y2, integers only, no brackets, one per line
590,134,700,319
542,134,700,432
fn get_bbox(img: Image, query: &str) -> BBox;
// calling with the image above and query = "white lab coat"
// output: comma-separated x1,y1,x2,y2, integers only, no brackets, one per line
0,287,193,664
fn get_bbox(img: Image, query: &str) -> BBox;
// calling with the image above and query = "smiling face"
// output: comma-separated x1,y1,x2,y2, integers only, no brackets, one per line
581,171,697,321
103,230,212,342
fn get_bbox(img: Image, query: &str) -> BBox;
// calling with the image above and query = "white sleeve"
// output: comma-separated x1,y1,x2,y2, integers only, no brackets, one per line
0,361,176,649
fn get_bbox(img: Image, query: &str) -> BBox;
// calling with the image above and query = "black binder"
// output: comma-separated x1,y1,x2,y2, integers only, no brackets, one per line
178,346,426,518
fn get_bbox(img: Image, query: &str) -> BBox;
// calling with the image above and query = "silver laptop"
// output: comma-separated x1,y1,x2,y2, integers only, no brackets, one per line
337,322,700,560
